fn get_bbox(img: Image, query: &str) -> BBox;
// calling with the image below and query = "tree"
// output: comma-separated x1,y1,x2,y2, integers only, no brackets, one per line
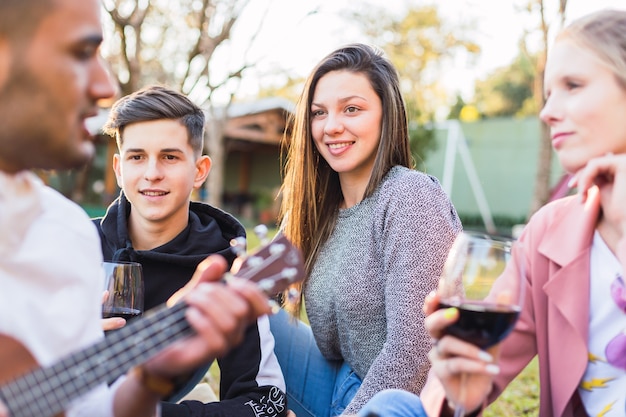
101,0,263,207
356,6,479,119
466,0,567,219
473,46,537,118
525,0,567,217
350,5,479,163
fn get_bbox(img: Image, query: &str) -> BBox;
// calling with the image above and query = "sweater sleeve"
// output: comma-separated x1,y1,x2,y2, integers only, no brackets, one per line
161,318,288,417
344,173,462,414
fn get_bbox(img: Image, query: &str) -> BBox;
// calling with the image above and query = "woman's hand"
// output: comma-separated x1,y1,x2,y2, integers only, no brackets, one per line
570,153,626,265
423,292,499,413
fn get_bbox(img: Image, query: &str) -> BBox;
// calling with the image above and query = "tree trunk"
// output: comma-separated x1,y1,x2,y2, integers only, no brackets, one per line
529,121,552,216
527,0,552,219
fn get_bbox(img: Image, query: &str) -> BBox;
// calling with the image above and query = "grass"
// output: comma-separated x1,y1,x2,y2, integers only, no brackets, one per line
207,228,541,415
484,358,539,416
206,348,540,415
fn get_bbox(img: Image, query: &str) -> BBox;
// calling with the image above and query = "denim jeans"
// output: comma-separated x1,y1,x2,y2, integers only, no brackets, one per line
269,309,362,417
357,389,427,417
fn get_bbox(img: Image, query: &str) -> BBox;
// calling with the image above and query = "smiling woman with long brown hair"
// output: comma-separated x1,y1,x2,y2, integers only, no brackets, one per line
269,43,462,417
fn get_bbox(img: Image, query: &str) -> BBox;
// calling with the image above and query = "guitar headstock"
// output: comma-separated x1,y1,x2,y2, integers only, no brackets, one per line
229,231,304,298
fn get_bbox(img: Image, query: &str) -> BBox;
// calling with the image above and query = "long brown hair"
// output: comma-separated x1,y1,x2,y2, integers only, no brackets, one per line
279,43,413,316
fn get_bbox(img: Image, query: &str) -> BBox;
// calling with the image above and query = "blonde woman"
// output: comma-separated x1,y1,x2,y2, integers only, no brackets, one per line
358,9,626,417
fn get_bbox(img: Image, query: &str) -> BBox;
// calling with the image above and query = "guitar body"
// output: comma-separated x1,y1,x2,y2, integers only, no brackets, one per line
0,335,64,417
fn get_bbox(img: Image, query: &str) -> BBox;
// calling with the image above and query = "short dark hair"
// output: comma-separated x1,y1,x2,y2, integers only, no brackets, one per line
103,85,205,155
0,0,55,41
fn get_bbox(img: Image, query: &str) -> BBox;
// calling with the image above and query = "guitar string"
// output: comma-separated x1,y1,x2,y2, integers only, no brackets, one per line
1,302,190,417
10,304,191,416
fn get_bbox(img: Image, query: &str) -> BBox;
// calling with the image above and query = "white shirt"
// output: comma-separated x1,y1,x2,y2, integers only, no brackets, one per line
579,231,626,417
0,171,120,417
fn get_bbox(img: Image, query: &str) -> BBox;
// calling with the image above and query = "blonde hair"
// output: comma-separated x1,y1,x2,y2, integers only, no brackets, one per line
558,9,626,89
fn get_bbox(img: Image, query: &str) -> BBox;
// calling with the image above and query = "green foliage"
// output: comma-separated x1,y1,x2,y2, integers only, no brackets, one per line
484,358,540,416
409,120,437,172
349,4,479,124
473,49,538,118
246,227,278,250
447,95,466,120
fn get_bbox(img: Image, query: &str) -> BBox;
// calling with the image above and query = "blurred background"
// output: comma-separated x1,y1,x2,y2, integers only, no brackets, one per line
44,0,626,236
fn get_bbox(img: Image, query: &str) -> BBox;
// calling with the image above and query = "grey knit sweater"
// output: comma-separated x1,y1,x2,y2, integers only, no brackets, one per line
304,165,462,414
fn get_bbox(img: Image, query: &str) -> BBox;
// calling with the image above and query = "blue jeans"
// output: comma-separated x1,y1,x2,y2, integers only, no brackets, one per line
357,389,427,417
269,309,362,417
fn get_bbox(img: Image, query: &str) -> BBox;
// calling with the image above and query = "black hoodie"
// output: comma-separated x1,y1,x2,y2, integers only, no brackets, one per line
93,192,287,417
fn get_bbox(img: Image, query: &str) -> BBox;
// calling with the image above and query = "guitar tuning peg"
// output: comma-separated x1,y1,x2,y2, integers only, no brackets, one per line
253,224,269,244
286,288,300,304
230,236,247,258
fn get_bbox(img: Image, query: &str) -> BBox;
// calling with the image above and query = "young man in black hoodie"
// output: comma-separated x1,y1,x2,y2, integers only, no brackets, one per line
93,85,287,417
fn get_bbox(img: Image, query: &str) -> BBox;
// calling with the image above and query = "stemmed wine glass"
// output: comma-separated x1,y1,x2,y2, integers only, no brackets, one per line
438,231,525,417
102,261,144,322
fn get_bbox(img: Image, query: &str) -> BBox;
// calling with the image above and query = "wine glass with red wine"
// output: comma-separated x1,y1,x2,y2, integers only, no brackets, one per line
102,261,144,322
438,231,525,417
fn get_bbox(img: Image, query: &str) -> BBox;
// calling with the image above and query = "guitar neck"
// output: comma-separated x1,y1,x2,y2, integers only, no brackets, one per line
0,302,192,417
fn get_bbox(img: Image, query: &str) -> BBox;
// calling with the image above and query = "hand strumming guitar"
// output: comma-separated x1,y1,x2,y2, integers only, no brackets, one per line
146,255,271,375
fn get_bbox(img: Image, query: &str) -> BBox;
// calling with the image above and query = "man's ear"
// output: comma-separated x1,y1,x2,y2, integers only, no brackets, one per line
194,155,211,188
112,153,123,188
0,38,12,88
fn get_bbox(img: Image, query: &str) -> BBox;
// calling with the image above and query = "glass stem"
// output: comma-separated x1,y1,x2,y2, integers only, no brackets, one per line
453,372,467,417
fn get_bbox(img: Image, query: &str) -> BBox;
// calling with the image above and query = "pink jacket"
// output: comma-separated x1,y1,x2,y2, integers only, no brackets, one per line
422,188,602,417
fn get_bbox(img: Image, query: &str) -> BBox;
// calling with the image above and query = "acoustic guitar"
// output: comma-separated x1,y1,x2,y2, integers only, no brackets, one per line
0,234,303,417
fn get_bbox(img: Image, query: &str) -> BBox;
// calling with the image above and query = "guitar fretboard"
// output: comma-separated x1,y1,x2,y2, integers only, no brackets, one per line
0,302,192,417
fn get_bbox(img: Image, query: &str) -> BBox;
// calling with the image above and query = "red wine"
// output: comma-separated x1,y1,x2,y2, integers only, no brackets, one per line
438,300,520,349
102,307,142,321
